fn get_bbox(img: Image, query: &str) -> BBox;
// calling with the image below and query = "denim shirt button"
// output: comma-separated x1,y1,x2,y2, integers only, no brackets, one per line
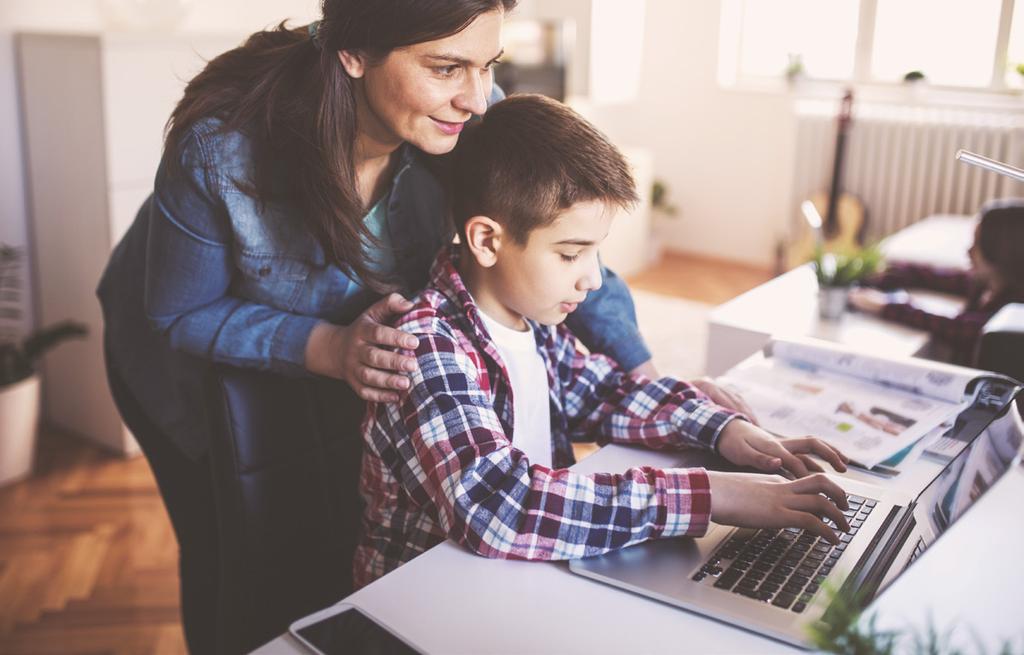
258,266,271,277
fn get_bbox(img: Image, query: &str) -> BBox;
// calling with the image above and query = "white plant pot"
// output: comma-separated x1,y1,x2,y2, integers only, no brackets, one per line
818,286,849,320
0,374,41,487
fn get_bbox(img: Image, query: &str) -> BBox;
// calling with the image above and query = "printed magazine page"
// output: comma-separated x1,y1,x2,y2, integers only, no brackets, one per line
766,338,976,404
719,340,974,468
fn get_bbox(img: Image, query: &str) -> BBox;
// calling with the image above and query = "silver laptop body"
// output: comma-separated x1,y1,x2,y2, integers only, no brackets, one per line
569,377,1022,649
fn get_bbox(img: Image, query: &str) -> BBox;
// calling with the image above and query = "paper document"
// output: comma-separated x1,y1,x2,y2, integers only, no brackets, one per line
719,338,974,469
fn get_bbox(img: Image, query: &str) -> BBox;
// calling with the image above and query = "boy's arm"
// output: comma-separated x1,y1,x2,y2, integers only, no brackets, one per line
368,330,712,561
552,326,744,451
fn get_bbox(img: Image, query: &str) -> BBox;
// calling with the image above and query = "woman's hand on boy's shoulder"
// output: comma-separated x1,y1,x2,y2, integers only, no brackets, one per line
716,420,849,478
305,293,421,402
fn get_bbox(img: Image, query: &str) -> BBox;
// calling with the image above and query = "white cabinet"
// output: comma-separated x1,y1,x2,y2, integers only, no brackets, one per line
16,31,242,454
598,146,653,278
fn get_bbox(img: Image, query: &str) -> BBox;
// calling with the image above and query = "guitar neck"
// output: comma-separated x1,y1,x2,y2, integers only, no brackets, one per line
825,130,847,234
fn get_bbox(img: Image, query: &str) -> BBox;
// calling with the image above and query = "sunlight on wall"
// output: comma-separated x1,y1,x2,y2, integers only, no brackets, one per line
589,0,645,104
872,0,1002,86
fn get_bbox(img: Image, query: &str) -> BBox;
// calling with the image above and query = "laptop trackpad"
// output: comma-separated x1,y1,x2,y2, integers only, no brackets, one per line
574,523,727,583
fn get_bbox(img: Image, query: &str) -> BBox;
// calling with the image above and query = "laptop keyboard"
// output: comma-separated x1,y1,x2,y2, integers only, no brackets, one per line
691,494,878,614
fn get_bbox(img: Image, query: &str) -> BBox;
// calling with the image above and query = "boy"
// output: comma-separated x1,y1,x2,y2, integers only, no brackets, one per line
354,94,850,588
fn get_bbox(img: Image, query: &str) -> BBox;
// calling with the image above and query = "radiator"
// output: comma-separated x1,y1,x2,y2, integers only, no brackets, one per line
791,100,1024,243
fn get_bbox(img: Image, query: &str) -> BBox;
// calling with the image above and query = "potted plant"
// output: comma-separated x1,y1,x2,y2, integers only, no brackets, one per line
811,244,883,320
0,244,87,486
785,53,806,85
648,178,681,264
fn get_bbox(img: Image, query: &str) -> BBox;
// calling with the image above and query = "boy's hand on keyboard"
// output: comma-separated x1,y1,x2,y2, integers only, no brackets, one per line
706,471,851,544
716,420,849,478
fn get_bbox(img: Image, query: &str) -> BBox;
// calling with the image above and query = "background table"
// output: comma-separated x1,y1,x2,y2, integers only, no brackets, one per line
705,214,975,377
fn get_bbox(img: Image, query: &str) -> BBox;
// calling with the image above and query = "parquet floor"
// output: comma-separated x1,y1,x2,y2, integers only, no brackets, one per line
0,252,770,655
0,428,184,655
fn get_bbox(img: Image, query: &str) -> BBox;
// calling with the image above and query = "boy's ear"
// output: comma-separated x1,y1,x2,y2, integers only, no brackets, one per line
338,50,366,78
464,216,504,268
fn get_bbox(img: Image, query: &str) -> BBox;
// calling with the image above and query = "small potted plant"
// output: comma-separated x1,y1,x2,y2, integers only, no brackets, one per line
0,244,87,486
785,53,806,85
648,178,680,264
811,244,883,320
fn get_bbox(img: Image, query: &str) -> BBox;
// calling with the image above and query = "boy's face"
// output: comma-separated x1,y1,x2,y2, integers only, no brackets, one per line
470,200,612,329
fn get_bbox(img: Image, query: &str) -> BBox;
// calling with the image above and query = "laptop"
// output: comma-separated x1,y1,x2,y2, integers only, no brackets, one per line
569,376,1023,649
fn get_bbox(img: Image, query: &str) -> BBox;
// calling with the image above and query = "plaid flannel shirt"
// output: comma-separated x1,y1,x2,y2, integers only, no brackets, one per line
353,246,743,588
870,263,1024,363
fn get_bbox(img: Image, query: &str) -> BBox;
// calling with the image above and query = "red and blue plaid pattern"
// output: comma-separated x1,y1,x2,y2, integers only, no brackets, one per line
353,246,742,588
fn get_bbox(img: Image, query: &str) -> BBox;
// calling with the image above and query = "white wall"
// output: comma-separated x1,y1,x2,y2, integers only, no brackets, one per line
0,0,317,334
3,0,792,340
519,0,795,269
597,0,795,269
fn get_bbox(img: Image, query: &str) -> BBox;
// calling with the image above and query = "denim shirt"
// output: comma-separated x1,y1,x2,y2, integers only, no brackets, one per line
98,101,651,459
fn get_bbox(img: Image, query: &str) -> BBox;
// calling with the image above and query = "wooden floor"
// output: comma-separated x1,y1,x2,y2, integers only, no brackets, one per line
0,252,771,655
628,251,774,305
0,429,183,655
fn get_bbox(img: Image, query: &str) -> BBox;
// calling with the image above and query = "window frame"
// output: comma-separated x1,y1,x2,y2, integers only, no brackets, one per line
720,0,1021,100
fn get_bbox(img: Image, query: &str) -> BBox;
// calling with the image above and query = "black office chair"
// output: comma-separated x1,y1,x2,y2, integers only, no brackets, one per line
205,365,365,654
977,303,1024,384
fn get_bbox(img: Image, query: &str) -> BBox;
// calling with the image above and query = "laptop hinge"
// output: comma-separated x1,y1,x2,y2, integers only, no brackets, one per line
818,502,915,629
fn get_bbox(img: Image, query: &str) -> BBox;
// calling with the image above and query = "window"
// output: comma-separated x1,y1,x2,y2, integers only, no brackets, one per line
720,0,1023,91
872,0,1003,87
732,0,859,81
1009,3,1024,87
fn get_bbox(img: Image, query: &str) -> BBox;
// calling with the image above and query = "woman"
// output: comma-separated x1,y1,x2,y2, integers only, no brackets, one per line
849,198,1024,364
98,1,667,650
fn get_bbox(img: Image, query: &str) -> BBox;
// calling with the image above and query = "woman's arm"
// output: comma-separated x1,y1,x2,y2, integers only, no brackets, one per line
145,124,418,395
144,125,320,376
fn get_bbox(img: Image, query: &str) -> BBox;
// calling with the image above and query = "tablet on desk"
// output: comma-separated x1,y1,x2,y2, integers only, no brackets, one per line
289,603,425,655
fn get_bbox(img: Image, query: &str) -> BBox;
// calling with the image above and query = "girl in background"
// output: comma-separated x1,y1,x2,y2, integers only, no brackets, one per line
849,199,1024,364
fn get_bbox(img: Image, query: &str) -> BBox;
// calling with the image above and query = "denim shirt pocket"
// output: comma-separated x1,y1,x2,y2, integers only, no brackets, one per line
234,251,311,312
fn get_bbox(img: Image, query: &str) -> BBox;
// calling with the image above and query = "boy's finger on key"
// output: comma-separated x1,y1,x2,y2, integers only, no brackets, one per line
780,451,810,478
792,474,848,510
797,454,825,473
797,512,838,545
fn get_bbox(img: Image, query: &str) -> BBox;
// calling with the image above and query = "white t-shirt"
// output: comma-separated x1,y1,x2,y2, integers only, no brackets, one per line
478,310,553,469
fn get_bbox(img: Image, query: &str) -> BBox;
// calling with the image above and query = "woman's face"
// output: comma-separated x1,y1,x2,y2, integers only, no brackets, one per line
341,9,505,156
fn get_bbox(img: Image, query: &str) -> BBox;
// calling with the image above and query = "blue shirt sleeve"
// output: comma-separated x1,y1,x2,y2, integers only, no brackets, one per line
565,263,651,371
144,124,319,376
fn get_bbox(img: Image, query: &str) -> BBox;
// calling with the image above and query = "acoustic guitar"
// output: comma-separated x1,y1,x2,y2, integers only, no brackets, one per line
787,89,866,268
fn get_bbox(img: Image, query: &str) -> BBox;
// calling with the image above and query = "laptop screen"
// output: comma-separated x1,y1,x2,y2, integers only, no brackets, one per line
911,397,1023,554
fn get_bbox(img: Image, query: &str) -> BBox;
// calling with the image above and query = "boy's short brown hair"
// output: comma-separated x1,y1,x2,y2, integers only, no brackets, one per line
451,93,638,244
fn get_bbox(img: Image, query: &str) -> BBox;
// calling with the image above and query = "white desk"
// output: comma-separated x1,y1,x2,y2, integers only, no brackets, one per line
705,214,975,377
255,431,1024,654
706,265,933,377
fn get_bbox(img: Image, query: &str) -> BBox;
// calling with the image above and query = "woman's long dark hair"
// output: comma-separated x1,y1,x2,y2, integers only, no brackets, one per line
165,0,516,292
